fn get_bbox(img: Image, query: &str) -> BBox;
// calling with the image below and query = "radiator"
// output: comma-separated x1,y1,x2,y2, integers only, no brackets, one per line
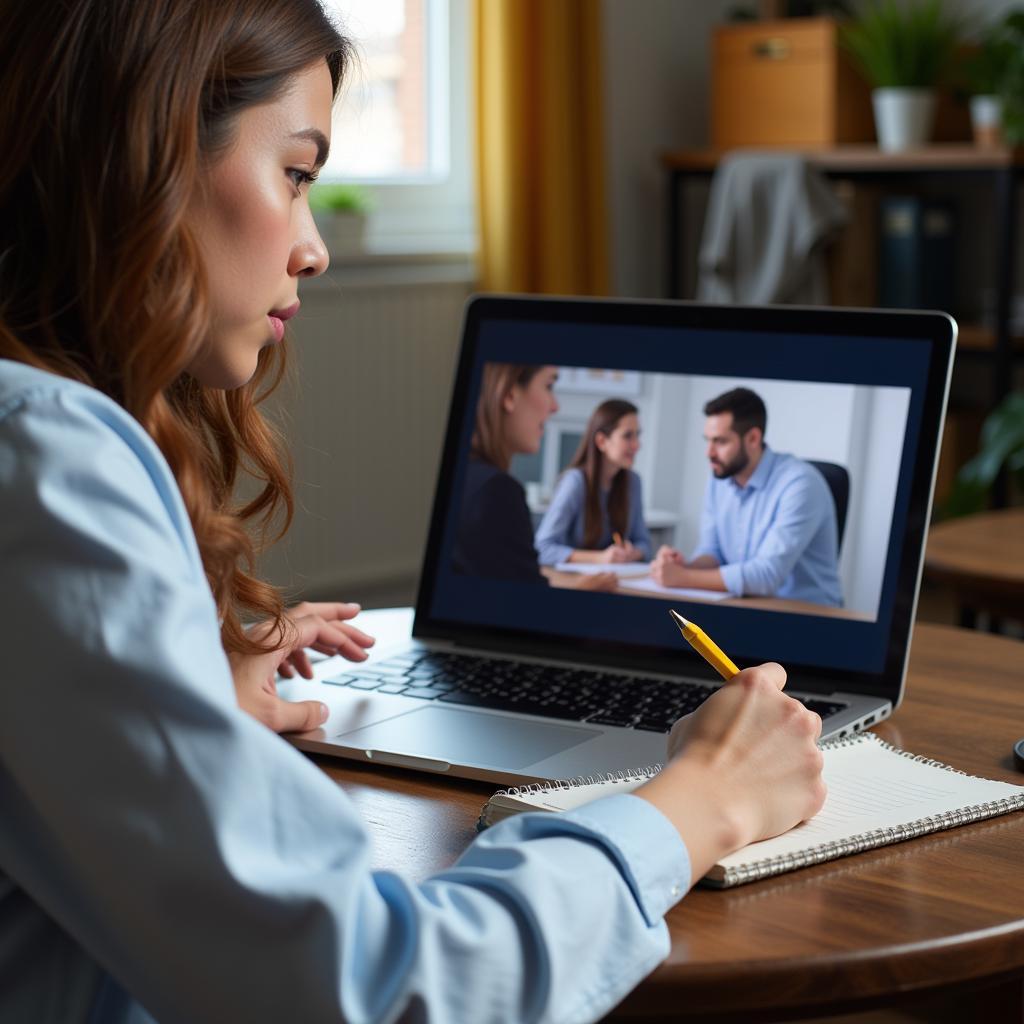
257,264,473,601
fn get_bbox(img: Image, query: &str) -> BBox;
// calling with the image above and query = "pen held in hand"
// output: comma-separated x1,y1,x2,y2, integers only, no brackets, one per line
669,609,740,681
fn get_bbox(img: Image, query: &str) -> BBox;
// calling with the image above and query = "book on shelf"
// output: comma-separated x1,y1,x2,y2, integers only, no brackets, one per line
878,195,956,312
478,733,1024,889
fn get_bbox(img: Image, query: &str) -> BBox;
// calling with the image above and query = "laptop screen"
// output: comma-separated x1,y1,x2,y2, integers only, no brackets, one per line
415,298,955,703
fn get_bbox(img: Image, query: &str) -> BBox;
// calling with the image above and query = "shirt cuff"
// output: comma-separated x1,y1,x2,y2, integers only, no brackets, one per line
560,793,691,924
537,542,574,566
718,562,744,596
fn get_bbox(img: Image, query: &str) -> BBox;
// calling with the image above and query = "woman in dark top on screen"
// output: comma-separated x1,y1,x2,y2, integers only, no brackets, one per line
454,362,614,591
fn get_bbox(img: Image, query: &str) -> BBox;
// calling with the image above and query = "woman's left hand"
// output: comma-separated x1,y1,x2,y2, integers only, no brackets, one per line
230,603,375,733
276,601,375,678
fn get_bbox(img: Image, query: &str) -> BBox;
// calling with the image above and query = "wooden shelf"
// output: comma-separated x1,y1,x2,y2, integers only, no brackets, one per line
956,324,1024,352
662,144,1024,174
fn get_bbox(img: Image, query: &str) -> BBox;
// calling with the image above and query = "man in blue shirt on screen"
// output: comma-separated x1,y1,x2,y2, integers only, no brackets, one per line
652,387,843,607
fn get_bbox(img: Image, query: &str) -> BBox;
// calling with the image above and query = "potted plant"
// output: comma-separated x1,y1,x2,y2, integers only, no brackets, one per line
962,16,1016,146
841,0,960,152
942,391,1024,518
309,183,372,257
964,11,1024,148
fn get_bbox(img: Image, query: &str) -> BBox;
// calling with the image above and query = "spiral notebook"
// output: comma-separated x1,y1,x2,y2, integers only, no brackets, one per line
478,734,1024,888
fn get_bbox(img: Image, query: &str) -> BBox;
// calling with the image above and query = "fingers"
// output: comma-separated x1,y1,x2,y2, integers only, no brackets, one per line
267,697,330,735
289,600,362,622
736,661,787,691
287,649,315,679
290,614,376,663
576,572,617,592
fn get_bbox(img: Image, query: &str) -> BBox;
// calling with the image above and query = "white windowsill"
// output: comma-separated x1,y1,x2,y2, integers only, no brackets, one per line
306,249,477,289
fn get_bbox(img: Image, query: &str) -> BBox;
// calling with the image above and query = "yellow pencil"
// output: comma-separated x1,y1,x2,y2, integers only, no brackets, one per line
668,609,740,681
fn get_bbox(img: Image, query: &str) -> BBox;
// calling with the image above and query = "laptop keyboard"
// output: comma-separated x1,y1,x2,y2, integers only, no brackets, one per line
324,651,848,733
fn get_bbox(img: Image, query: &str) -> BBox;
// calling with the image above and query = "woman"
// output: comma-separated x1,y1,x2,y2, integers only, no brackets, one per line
0,3,826,1022
535,398,652,566
454,362,613,590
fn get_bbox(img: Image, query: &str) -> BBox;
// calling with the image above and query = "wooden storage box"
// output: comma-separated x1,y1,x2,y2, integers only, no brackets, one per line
712,18,874,149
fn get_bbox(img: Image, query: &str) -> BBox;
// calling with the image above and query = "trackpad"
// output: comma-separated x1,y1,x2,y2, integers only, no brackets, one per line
334,706,599,771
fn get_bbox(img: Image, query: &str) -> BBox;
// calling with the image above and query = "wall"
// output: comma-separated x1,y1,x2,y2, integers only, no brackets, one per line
256,264,472,601
601,0,735,299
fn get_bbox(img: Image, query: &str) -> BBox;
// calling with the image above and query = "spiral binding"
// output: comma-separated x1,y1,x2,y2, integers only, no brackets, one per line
717,732,1024,888
494,763,664,800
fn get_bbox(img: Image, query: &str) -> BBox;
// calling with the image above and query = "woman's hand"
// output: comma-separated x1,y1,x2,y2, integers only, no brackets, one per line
634,663,826,884
599,539,646,564
573,572,619,592
598,542,631,564
276,601,375,678
230,603,375,734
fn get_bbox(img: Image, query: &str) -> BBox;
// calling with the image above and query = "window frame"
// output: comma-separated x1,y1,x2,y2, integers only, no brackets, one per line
324,0,475,256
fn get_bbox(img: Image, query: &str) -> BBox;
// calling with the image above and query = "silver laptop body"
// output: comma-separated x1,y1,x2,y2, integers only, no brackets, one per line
289,298,955,786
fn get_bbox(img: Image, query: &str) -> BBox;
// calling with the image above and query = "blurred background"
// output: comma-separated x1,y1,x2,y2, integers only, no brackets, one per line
263,0,1024,641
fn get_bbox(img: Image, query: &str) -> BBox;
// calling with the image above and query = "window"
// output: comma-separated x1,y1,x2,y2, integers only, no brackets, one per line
321,0,475,254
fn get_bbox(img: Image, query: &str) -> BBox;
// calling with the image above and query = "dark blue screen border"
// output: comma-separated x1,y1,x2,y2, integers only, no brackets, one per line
415,298,953,703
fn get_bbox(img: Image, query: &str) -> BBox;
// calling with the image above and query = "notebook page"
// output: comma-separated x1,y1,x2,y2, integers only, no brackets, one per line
553,562,652,577
717,734,1024,871
618,577,731,601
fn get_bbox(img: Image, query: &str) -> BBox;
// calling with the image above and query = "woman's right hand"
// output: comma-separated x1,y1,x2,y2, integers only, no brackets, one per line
634,662,826,884
598,543,630,564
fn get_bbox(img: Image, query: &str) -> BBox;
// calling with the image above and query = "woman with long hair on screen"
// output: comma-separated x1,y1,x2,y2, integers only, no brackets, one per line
535,398,653,566
454,362,615,590
0,2,826,1020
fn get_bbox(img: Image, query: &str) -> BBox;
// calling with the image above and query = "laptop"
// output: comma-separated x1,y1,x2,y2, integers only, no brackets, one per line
289,297,956,785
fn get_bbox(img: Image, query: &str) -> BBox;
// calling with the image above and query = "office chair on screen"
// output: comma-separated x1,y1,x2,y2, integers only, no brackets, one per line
808,461,850,553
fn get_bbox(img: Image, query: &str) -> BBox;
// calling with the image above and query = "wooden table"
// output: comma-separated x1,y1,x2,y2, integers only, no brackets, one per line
924,507,1024,628
307,611,1024,1022
543,568,874,620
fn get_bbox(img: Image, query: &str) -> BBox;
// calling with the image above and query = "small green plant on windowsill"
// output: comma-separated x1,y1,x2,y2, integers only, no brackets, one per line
309,183,373,257
941,391,1024,518
309,182,372,215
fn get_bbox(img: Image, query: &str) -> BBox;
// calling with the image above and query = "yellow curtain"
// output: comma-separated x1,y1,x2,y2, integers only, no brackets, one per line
474,0,610,295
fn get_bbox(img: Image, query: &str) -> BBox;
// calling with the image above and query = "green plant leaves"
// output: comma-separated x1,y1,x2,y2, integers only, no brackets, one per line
840,0,960,89
942,391,1024,518
308,183,372,214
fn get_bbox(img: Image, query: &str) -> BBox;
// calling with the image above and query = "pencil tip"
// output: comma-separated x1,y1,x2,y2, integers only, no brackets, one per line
669,609,689,628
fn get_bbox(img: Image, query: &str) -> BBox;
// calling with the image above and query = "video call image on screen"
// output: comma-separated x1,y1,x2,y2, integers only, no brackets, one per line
451,362,911,624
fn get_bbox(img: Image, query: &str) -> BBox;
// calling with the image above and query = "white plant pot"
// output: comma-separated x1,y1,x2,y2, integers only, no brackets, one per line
872,88,937,152
315,211,368,258
969,94,1003,147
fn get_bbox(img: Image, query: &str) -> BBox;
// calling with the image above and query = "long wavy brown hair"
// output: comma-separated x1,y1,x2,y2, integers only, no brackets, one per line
0,0,352,654
470,364,543,472
567,399,638,549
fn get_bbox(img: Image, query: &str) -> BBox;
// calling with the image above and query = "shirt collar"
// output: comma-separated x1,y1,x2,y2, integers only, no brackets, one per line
731,445,775,493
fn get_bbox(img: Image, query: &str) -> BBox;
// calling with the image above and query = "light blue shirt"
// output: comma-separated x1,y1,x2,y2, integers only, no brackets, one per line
535,468,652,566
0,360,691,1024
692,447,842,606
